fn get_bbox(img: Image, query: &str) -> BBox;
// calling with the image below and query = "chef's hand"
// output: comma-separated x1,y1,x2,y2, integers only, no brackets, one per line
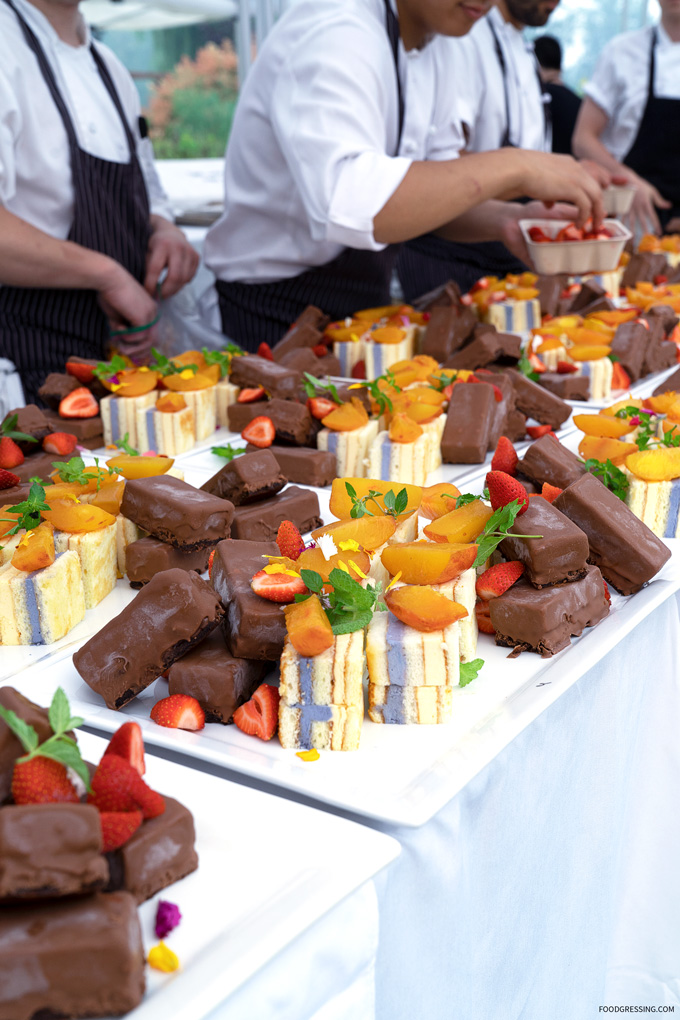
509,150,605,231
624,172,671,235
145,216,199,298
578,159,613,189
97,260,158,362
665,217,680,234
499,200,580,268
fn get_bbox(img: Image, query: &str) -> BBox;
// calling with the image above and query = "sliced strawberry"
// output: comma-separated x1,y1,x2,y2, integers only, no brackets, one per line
350,360,366,380
526,425,554,439
0,436,24,469
485,470,529,516
556,224,583,242
312,343,328,357
556,360,578,374
237,386,266,404
233,683,280,741
460,293,474,306
241,415,275,448
88,754,164,818
611,362,631,390
42,431,78,456
476,561,524,600
541,482,563,503
208,549,215,577
491,384,504,403
475,600,495,635
307,396,337,420
528,226,550,243
655,274,668,286
65,359,95,384
251,567,306,603
603,579,611,604
12,757,79,805
470,276,489,293
150,694,205,731
0,467,20,490
277,520,304,560
59,387,99,419
103,721,145,777
491,436,518,476
528,353,546,374
100,809,143,852
257,342,274,361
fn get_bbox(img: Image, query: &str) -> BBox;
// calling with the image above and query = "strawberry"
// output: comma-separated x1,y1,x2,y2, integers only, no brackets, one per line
475,600,495,635
42,431,78,456
556,360,578,374
58,387,99,419
312,343,328,358
0,436,24,469
277,520,304,560
65,359,95,384
150,694,205,731
526,425,554,440
491,384,504,403
103,721,145,776
233,683,280,741
470,276,489,293
12,757,79,805
460,293,474,306
237,386,266,404
528,353,546,374
556,223,583,242
88,754,164,818
485,470,529,516
251,567,306,602
541,482,563,503
257,342,274,361
611,362,631,390
241,415,275,448
528,226,550,243
100,809,143,853
476,561,524,600
350,360,366,379
603,579,611,604
491,436,518,476
0,467,20,489
307,397,337,420
654,274,668,286
208,549,215,577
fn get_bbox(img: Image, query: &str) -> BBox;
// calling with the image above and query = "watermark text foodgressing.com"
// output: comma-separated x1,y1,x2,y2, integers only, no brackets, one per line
599,1008,675,1014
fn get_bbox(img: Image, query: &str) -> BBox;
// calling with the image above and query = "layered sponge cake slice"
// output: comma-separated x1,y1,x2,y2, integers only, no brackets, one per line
0,551,85,645
53,522,117,609
366,610,460,689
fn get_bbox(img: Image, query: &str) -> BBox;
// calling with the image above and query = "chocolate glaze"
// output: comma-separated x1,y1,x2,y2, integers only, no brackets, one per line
278,347,322,375
444,331,521,371
487,372,513,449
554,472,671,594
121,474,234,550
499,495,590,587
0,482,33,505
0,891,145,1020
38,373,80,410
0,689,54,803
230,354,301,401
643,336,676,376
610,321,648,381
314,352,342,376
502,369,571,428
539,373,590,401
0,803,107,901
44,409,104,442
519,434,587,489
73,568,224,708
441,383,495,463
644,304,679,337
566,280,614,315
168,630,267,723
211,539,286,660
421,305,476,361
201,449,286,505
126,536,211,587
536,274,569,317
272,322,323,362
412,279,462,311
230,486,322,541
3,405,50,454
489,563,610,655
227,398,312,445
502,407,528,443
248,443,337,486
621,252,668,289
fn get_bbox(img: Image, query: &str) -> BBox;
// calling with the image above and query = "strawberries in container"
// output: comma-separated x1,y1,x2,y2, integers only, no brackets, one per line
519,217,631,275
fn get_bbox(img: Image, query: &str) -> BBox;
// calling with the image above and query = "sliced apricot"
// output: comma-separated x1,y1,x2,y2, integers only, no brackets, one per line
405,403,443,424
105,454,174,479
385,586,468,633
389,413,423,443
11,522,55,572
42,480,87,502
371,326,406,345
390,368,419,389
329,478,422,520
164,370,215,392
0,506,18,541
156,392,187,413
283,594,334,657
381,542,477,585
568,345,611,362
644,393,680,415
90,479,125,516
41,500,116,533
600,397,643,418
625,448,680,482
403,386,445,406
412,354,440,374
321,398,368,432
423,500,494,544
355,305,403,322
420,482,462,520
296,547,371,582
578,436,638,465
546,315,583,332
576,321,615,341
171,349,207,372
312,515,396,551
110,368,159,398
589,308,639,326
536,336,564,353
573,413,635,439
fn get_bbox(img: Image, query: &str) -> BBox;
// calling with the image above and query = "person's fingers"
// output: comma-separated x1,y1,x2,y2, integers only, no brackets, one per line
649,184,672,209
665,216,680,233
144,240,168,295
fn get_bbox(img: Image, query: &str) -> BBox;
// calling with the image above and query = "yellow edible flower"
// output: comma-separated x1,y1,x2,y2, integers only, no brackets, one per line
386,571,402,591
179,368,195,380
338,539,360,552
296,749,320,762
262,564,300,578
348,560,367,579
147,942,180,973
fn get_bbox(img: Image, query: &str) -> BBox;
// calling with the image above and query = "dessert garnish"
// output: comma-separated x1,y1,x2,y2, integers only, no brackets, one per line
616,405,680,450
150,694,206,732
115,432,139,456
352,369,401,415
51,455,115,488
241,415,275,448
476,561,525,600
88,754,165,819
233,683,280,740
149,347,197,377
485,471,530,514
296,567,385,634
303,373,341,405
1,412,38,444
517,352,541,382
211,443,246,461
491,436,519,475
345,481,409,519
296,749,320,762
148,942,180,973
459,659,485,688
103,720,145,776
0,467,20,490
93,353,128,384
384,585,468,632
276,520,305,560
472,498,542,568
155,900,182,939
584,457,629,500
202,343,242,377
0,479,50,534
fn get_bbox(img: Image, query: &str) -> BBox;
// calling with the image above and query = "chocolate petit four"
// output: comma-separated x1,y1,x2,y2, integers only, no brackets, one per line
653,365,680,396
73,568,224,708
412,279,462,311
278,347,322,375
12,450,60,484
566,279,614,316
38,372,80,410
0,689,54,803
621,252,668,289
519,434,588,490
230,485,322,541
421,305,476,361
201,448,286,505
444,330,521,372
2,405,51,454
489,564,610,655
228,398,313,445
554,472,671,595
44,410,104,448
125,536,211,587
539,373,591,402
168,630,267,723
230,353,301,401
211,539,286,660
247,443,337,486
503,369,571,429
536,274,569,317
609,321,648,382
121,474,234,550
441,383,495,463
499,495,590,587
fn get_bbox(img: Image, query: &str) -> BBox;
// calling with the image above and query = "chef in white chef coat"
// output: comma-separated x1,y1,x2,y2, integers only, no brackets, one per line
205,0,603,348
573,0,680,235
0,0,198,403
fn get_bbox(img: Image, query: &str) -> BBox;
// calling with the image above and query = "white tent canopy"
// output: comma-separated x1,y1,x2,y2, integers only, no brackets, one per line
81,0,238,31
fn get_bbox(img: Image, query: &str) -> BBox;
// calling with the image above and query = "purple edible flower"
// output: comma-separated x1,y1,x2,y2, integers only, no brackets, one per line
155,900,182,939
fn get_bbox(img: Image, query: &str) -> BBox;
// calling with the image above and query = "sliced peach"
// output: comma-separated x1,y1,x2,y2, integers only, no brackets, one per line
420,482,462,520
111,368,159,398
329,478,422,520
385,586,468,633
412,354,440,374
41,500,116,533
509,286,539,300
404,386,445,406
42,480,87,501
568,345,611,362
546,315,583,332
164,370,215,392
390,368,419,390
389,413,423,443
662,419,680,438
171,349,207,372
590,308,639,327
105,454,174,479
405,403,442,424
156,392,187,413
573,413,635,439
371,326,406,345
11,522,55,572
0,506,18,541
625,448,680,482
578,320,615,339
312,515,396,551
321,398,368,432
283,594,334,657
536,336,564,353
90,479,125,516
423,500,494,544
600,397,643,418
296,547,371,582
644,393,680,415
381,542,477,585
355,305,403,322
578,436,638,465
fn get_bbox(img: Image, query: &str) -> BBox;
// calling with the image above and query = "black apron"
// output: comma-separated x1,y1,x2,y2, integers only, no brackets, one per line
623,28,680,233
0,0,150,405
216,0,405,349
397,17,551,302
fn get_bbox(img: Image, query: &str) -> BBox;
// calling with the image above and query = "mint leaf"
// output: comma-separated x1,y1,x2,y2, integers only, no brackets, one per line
211,444,246,461
299,568,324,594
115,433,138,457
585,458,629,500
1,413,37,444
472,498,541,568
36,741,90,788
517,353,540,383
149,347,197,377
303,373,340,404
203,345,242,378
0,706,39,753
93,354,127,382
0,480,50,535
48,688,71,736
394,488,408,516
459,658,484,688
455,493,480,509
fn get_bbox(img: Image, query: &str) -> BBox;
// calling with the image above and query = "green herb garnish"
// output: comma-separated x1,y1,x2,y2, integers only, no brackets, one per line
93,354,128,382
1,413,37,445
0,480,50,535
614,405,680,451
296,567,384,634
149,347,197,377
517,353,540,383
115,433,138,456
584,457,629,500
459,658,484,688
203,344,242,378
455,493,480,509
345,481,409,519
0,687,90,790
212,444,246,461
430,371,457,393
303,373,341,404
50,455,110,487
354,369,401,415
473,498,542,568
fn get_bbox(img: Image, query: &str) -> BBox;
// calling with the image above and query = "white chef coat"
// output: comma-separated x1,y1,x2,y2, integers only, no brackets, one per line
584,23,680,163
204,0,466,285
0,0,172,242
442,5,549,156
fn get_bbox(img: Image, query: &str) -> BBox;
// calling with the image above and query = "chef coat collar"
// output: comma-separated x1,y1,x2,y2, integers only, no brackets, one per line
11,0,91,50
656,21,677,50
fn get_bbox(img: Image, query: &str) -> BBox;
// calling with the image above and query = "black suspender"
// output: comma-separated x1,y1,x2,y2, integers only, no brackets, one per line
488,15,551,148
384,0,405,150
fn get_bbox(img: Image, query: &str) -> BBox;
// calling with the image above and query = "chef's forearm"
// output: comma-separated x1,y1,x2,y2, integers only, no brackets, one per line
572,98,627,177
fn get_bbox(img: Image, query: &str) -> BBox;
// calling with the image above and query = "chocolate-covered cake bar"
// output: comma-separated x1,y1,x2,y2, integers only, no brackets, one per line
519,434,587,489
566,279,613,315
539,373,590,401
12,450,59,483
503,369,571,429
230,485,322,541
227,398,312,445
168,631,267,723
247,443,336,486
554,472,671,594
610,321,648,382
499,495,590,587
0,803,108,901
201,448,286,505
73,568,224,708
0,689,54,803
125,536,211,587
44,410,104,448
38,373,80,410
489,564,610,655
445,330,521,371
412,279,462,311
621,252,668,289
0,891,145,1020
441,383,495,463
3,405,51,454
653,365,680,396
536,274,569,317
421,305,475,361
121,474,234,550
278,347,321,375
230,354,301,400
211,539,286,660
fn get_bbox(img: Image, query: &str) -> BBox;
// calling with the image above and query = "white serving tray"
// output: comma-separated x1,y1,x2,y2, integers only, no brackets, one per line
48,731,399,1020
